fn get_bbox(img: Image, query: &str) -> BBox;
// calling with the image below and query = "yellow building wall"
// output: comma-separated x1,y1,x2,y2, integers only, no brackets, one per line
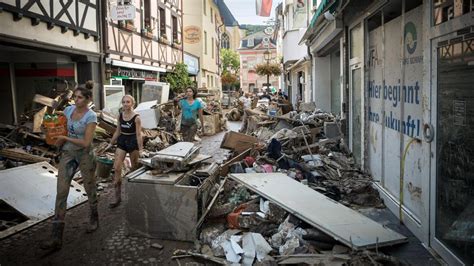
183,0,221,91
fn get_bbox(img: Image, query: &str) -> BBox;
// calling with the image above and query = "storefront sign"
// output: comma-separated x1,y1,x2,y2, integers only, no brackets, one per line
184,54,199,75
184,26,201,44
112,67,157,80
110,5,136,21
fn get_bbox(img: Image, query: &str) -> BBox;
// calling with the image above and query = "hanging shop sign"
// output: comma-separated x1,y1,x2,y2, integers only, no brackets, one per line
112,67,157,81
184,26,201,44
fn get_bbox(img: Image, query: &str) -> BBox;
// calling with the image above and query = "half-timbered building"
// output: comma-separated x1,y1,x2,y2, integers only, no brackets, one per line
104,0,183,102
0,0,102,124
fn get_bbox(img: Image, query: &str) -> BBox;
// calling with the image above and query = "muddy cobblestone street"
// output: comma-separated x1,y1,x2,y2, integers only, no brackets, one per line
0,124,240,266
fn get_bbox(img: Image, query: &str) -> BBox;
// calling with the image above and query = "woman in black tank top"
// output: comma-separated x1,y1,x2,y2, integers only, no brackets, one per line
107,95,142,208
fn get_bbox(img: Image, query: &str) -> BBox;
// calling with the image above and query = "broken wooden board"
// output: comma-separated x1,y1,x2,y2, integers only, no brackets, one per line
220,131,258,154
0,162,87,239
33,94,58,108
229,173,407,250
0,148,50,163
33,107,47,133
219,148,251,176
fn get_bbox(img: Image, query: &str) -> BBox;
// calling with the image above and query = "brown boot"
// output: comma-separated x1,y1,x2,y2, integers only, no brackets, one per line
86,205,99,233
40,221,65,250
108,183,122,209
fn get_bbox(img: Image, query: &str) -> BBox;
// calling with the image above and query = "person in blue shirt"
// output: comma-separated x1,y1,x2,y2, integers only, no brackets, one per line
41,81,98,251
176,87,204,142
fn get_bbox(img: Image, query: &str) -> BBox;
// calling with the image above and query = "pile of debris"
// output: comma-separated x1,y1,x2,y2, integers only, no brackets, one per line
168,103,406,265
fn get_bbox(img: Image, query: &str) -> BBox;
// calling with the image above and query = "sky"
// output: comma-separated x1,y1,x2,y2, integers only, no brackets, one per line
224,0,283,25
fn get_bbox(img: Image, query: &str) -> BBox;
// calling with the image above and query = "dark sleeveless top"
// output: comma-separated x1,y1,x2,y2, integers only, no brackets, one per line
119,113,139,135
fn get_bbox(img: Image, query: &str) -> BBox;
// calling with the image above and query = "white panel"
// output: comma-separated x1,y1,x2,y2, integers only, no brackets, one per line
367,6,425,222
0,162,87,238
230,173,407,250
28,2,43,15
368,25,383,181
2,0,16,6
82,4,97,32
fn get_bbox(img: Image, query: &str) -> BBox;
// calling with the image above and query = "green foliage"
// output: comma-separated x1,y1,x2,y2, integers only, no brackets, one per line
255,63,282,77
162,63,194,93
240,24,266,35
220,49,240,75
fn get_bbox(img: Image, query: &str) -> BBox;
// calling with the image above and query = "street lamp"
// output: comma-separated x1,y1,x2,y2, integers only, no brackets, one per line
264,49,271,91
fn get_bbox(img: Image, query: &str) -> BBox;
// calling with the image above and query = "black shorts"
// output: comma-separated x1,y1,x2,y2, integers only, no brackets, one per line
117,134,138,153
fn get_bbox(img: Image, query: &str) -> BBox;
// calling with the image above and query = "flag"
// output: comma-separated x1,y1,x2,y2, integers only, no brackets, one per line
256,0,272,17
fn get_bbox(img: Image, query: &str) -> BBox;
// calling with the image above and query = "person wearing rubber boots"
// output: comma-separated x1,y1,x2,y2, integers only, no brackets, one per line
41,81,98,251
107,95,143,208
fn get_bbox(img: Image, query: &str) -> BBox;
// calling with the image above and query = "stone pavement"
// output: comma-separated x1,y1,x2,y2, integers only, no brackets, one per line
0,125,242,266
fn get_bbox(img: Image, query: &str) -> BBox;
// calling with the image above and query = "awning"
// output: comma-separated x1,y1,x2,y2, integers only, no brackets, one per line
299,0,341,45
110,59,166,73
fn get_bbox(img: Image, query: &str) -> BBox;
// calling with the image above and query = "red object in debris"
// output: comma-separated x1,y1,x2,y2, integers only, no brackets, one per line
227,204,247,229
243,156,255,167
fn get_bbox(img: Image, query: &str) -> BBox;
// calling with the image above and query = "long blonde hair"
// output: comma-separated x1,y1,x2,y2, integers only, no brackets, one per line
121,95,136,109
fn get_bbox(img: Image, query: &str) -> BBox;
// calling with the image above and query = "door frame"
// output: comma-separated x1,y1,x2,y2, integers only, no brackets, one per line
429,31,466,266
348,22,364,167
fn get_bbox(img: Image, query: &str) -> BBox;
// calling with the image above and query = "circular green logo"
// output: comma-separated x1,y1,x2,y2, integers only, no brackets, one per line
404,22,417,55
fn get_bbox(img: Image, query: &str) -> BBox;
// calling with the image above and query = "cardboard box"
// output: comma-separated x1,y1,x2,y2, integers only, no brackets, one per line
220,131,258,153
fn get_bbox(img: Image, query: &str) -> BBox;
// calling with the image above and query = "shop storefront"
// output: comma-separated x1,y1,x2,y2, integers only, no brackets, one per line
104,59,167,115
342,0,473,264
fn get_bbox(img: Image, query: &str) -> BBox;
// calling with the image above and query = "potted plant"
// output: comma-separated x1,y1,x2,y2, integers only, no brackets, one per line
119,20,135,31
173,39,182,48
159,34,168,44
142,25,153,38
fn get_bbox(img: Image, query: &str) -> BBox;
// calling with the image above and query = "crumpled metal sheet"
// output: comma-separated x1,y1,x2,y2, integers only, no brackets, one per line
0,162,87,239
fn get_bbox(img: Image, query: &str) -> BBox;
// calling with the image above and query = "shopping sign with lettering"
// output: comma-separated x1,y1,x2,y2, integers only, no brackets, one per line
111,5,136,21
367,6,427,220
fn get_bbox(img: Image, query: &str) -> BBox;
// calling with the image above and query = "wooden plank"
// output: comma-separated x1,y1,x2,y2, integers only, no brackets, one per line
220,131,258,154
33,107,47,133
229,173,407,250
33,94,58,108
0,148,50,163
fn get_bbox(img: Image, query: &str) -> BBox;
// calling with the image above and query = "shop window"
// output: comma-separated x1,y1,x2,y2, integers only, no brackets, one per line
433,0,473,25
436,38,474,264
221,33,230,49
172,16,178,42
159,7,166,37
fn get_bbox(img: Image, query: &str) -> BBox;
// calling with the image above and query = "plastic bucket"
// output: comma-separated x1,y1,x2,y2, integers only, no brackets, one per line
96,157,114,179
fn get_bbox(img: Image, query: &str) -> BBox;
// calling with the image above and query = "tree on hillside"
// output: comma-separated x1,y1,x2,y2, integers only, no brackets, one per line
162,62,194,93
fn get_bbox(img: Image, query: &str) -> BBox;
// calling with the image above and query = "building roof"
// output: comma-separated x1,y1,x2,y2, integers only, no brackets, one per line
214,0,239,27
239,31,276,50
